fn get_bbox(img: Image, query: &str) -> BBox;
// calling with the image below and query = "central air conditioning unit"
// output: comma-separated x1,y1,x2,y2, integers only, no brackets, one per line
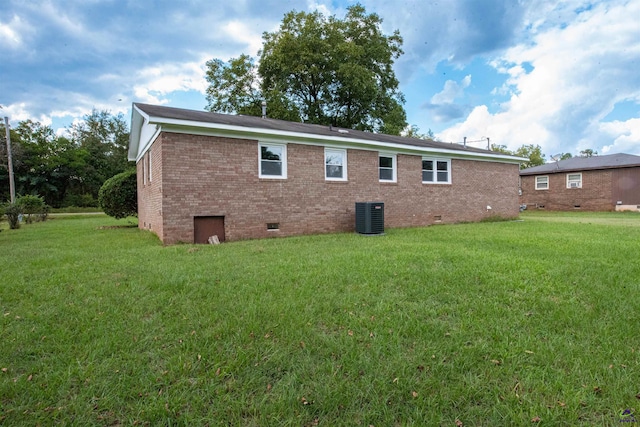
355,202,384,235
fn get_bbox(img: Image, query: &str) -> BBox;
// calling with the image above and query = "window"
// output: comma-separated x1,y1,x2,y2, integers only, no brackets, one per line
566,173,582,188
422,158,451,184
148,152,152,182
142,154,147,185
379,154,396,182
325,148,347,181
535,175,549,190
259,143,287,178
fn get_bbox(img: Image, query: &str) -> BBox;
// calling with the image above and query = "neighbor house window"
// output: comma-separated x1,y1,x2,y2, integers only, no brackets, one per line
379,154,396,182
325,148,347,181
422,158,451,184
535,175,549,190
566,173,582,188
259,143,287,178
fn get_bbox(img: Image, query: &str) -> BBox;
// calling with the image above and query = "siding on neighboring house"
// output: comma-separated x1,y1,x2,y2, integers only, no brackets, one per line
612,167,640,205
520,166,640,211
138,132,520,244
519,153,640,211
520,170,613,210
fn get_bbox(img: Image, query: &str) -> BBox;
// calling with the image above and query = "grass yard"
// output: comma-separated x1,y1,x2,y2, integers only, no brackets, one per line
1,212,639,426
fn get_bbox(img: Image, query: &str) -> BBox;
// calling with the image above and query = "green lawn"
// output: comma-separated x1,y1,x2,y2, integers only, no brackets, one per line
1,213,639,426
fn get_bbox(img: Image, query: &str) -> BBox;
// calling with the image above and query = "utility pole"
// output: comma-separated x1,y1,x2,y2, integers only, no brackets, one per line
4,116,15,203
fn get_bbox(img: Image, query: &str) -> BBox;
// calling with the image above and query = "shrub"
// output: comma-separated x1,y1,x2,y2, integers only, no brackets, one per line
16,195,48,224
98,169,138,219
3,203,22,229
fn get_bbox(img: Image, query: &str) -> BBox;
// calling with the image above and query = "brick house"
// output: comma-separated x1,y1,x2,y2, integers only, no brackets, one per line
128,103,525,244
519,153,640,211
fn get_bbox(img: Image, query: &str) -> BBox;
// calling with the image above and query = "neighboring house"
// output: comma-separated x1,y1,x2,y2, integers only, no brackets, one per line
128,103,525,244
519,153,640,211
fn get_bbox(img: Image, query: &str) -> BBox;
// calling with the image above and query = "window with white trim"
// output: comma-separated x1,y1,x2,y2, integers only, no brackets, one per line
422,158,451,184
535,175,549,190
325,148,347,181
566,173,582,188
379,154,396,182
148,152,152,182
259,143,287,179
142,155,147,185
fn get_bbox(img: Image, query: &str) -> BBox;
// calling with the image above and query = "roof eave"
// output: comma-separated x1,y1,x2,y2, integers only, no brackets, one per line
142,115,526,164
128,104,147,161
520,163,640,175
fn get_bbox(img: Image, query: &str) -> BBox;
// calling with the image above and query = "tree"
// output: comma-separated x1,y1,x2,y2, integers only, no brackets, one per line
490,144,514,155
205,55,264,116
560,153,573,160
515,144,546,170
10,120,85,208
98,169,137,219
579,149,597,157
205,55,301,122
1,112,130,208
403,125,438,141
69,110,130,201
205,4,407,134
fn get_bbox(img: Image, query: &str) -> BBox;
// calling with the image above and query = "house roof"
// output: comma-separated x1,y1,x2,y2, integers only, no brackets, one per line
128,103,526,164
519,153,640,175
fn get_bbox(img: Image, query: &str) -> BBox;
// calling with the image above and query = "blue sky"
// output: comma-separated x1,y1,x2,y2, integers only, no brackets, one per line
1,0,639,157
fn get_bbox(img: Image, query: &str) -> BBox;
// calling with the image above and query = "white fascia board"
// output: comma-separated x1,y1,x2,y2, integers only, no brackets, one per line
128,105,146,161
145,116,527,165
129,105,161,162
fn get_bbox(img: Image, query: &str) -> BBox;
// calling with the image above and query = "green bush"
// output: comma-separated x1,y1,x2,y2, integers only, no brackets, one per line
3,203,22,229
16,195,48,224
98,169,138,219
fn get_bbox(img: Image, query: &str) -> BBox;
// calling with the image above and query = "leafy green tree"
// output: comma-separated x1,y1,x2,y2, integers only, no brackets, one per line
206,5,407,134
1,111,129,208
205,55,300,121
515,144,546,170
69,110,130,201
98,169,137,219
579,149,597,157
560,153,573,160
490,144,514,155
404,125,438,141
10,120,85,207
205,55,264,116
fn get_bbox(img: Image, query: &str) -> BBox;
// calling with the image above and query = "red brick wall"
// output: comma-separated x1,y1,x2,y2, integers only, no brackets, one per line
140,132,520,244
137,137,163,240
519,170,614,210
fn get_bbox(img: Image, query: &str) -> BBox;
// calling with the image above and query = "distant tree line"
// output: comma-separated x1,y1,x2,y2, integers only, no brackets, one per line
0,110,131,208
490,144,599,170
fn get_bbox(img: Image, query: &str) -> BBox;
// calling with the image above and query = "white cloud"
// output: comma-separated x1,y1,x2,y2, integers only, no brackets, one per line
438,0,640,156
0,14,32,49
307,1,334,17
598,118,640,154
431,75,471,104
136,60,208,95
220,20,265,57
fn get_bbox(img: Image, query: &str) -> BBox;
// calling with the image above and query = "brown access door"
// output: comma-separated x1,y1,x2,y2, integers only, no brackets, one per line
194,216,225,244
